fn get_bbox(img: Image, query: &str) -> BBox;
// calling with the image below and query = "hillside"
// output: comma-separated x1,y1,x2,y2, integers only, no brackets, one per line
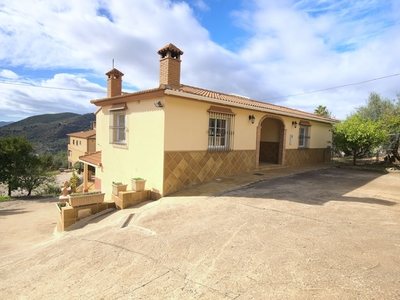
0,121,13,127
0,112,95,153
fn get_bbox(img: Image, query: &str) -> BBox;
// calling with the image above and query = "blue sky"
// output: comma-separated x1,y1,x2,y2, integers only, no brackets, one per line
0,0,399,122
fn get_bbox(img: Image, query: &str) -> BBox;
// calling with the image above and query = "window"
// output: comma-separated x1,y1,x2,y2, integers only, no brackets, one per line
299,125,310,148
110,111,126,144
208,107,235,151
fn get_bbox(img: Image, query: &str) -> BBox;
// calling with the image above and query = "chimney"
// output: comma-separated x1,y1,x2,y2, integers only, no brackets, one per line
157,43,183,89
105,68,124,97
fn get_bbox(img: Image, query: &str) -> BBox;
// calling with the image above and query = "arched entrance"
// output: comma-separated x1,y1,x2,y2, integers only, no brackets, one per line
257,117,285,165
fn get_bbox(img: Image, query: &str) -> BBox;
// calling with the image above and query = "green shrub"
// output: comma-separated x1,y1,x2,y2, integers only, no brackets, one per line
41,183,61,196
69,171,80,193
0,195,11,202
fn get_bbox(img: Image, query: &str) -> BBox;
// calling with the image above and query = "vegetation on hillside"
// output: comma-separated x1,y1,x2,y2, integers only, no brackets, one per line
0,136,64,196
0,121,13,127
0,112,95,153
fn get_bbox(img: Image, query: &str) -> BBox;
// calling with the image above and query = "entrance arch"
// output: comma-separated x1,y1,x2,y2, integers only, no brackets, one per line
256,116,285,166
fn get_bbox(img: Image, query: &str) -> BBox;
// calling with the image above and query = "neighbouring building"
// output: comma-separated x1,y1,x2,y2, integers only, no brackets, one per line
67,129,96,169
79,43,335,200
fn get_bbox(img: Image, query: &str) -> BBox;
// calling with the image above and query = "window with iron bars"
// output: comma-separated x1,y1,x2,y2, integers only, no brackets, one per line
299,125,310,148
208,112,234,151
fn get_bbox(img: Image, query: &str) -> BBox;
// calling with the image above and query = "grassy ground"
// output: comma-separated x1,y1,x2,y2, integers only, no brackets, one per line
0,195,10,202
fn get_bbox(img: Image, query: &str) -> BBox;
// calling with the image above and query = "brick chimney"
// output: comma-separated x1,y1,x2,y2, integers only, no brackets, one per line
106,68,124,97
158,43,183,89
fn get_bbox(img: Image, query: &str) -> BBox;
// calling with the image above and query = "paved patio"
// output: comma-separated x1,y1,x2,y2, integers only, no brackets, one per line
0,167,399,299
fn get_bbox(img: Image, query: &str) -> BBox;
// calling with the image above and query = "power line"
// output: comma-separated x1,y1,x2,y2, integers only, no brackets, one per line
0,79,105,93
0,72,399,98
267,73,400,100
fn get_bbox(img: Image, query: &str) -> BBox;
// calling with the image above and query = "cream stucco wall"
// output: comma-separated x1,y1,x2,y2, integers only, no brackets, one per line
95,97,165,200
308,121,332,148
281,119,332,149
164,96,258,151
164,96,333,152
68,137,89,166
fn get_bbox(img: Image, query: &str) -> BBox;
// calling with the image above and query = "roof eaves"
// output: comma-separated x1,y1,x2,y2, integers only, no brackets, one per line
165,89,336,124
67,129,96,138
91,87,165,106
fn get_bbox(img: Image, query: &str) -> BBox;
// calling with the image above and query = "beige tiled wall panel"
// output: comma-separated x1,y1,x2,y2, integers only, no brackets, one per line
164,150,256,195
285,148,331,166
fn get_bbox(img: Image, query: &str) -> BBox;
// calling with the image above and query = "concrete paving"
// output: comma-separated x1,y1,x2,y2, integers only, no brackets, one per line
0,167,399,299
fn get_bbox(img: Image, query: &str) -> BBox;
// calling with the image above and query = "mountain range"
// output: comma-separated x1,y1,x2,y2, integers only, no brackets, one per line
0,113,95,153
0,121,13,127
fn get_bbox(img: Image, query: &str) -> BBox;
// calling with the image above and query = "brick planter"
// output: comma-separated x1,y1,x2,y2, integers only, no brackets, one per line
68,192,105,207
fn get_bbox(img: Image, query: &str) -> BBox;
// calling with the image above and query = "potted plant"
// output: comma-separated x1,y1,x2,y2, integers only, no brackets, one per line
112,182,127,196
131,177,146,192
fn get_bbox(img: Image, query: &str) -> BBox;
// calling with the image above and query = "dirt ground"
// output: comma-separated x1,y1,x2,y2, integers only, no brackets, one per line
0,167,399,299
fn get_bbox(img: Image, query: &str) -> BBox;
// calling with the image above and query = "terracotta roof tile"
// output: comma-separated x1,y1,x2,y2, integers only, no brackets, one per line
177,85,336,123
91,82,336,123
158,43,184,56
105,68,124,77
91,87,165,104
67,129,96,138
79,151,102,167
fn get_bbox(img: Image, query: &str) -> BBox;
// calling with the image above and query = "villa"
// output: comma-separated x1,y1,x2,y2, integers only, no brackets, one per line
67,128,96,169
79,43,335,200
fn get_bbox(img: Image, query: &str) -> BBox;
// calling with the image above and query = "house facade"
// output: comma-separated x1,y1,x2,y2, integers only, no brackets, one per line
67,129,96,169
84,43,334,199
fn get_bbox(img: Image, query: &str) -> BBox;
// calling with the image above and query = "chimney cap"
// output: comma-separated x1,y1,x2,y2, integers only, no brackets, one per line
158,43,183,57
105,68,124,77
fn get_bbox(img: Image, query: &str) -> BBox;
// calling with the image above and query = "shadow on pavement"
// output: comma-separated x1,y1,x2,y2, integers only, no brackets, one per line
0,208,30,216
221,168,398,206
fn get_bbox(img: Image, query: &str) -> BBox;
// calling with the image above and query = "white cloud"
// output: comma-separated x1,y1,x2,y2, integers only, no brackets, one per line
0,0,399,121
0,69,19,79
0,73,105,121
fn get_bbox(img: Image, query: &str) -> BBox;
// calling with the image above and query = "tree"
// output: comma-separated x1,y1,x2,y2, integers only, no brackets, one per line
334,114,388,165
19,155,49,196
0,137,50,196
0,137,33,196
357,92,395,121
356,92,400,161
314,105,332,118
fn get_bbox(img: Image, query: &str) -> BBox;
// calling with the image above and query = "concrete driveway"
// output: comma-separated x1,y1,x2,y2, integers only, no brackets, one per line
0,168,399,299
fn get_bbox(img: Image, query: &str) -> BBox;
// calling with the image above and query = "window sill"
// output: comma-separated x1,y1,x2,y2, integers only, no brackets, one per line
111,142,128,149
207,147,232,152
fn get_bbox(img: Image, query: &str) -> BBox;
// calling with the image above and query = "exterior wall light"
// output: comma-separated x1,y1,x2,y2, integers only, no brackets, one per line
292,121,298,128
249,115,255,124
154,100,164,108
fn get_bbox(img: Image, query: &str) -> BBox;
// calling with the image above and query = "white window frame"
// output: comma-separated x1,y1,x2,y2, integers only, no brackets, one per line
110,111,127,145
208,112,234,151
299,125,310,148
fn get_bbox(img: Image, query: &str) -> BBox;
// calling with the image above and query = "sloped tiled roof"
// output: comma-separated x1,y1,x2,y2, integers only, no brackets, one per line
91,84,336,124
173,85,336,123
158,43,184,56
67,129,96,139
79,151,102,167
105,68,124,77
